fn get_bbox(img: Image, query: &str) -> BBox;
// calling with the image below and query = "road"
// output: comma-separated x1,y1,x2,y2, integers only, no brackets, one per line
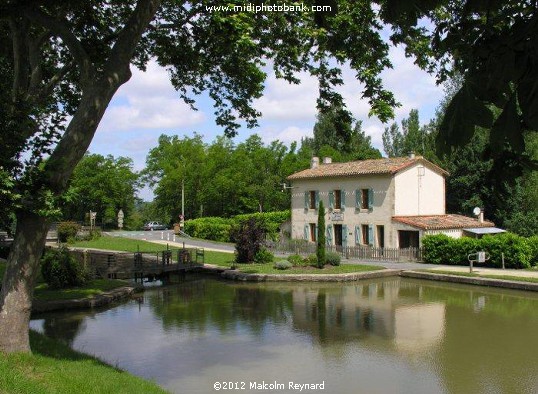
105,230,236,253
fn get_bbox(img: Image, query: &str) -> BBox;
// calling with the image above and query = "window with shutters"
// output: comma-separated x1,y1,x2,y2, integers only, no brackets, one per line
360,189,369,210
361,224,370,245
309,191,316,209
334,190,341,209
309,223,317,242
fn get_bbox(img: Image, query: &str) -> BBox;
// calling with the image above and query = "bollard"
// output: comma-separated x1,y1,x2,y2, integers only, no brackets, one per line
167,233,170,241
502,252,505,269
161,231,163,240
173,234,176,242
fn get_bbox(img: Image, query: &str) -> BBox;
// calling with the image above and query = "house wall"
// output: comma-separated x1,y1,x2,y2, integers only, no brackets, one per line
394,163,445,216
290,175,400,248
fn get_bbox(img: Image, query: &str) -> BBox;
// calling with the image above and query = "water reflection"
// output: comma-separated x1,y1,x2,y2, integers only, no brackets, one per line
31,276,538,394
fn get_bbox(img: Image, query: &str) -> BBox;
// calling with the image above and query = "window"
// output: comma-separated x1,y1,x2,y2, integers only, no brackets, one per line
334,190,341,209
309,191,316,209
361,189,369,210
361,224,370,245
309,223,317,242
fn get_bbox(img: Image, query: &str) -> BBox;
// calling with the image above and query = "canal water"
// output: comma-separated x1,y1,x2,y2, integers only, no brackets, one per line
30,276,538,394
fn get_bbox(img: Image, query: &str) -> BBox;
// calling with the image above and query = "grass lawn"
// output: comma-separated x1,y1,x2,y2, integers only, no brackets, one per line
421,269,538,284
70,236,235,266
33,279,130,301
230,262,383,275
0,330,167,394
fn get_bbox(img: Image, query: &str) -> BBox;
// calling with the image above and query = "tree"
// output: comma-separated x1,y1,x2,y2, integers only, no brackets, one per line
309,105,381,160
62,153,140,228
316,201,326,268
0,0,416,353
382,0,538,175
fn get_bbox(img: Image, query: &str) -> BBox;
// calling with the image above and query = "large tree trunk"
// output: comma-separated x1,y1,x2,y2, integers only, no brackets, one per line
0,0,161,355
0,211,49,353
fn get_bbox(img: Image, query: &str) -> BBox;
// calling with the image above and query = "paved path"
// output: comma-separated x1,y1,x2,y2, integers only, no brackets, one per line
104,230,235,253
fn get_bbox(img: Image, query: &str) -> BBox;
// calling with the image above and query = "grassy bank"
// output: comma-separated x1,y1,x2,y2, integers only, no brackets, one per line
33,279,130,301
71,236,235,266
0,331,167,393
421,269,538,283
231,263,384,275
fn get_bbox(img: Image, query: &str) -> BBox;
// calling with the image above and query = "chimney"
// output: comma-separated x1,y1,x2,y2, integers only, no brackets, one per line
322,157,332,164
409,152,415,159
311,156,319,169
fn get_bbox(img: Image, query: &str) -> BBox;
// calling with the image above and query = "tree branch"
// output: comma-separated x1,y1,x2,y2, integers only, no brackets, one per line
9,17,30,103
104,0,162,83
23,5,94,85
29,61,73,105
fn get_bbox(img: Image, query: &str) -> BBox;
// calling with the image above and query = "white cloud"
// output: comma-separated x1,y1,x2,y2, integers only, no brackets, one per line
97,61,205,133
253,72,319,121
259,125,314,144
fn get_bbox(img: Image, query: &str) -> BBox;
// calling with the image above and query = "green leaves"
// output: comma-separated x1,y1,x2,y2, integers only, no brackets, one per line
438,82,493,150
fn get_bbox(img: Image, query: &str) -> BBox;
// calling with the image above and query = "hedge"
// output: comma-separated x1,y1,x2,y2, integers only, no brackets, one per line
184,210,290,242
422,233,538,269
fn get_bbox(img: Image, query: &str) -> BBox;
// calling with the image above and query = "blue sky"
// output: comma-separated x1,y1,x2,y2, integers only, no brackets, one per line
89,44,445,201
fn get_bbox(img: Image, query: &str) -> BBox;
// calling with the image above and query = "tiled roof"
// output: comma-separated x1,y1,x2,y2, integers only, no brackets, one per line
287,156,448,180
392,215,495,230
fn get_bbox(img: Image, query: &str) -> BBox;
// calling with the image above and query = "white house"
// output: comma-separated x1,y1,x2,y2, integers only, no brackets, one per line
287,155,496,249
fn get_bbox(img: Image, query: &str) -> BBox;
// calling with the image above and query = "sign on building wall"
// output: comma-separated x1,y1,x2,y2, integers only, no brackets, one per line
330,212,344,221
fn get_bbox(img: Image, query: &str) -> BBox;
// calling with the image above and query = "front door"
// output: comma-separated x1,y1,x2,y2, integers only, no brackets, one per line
334,224,343,247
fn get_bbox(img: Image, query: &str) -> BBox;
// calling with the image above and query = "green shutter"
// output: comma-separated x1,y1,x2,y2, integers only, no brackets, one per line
368,224,374,245
341,190,346,211
326,225,333,246
355,225,361,245
368,189,374,210
315,190,320,208
329,191,335,209
355,189,361,209
304,225,309,240
342,225,348,248
315,224,318,242
304,192,309,209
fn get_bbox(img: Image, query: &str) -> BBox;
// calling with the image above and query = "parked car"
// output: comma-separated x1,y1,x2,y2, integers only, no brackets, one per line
143,221,168,231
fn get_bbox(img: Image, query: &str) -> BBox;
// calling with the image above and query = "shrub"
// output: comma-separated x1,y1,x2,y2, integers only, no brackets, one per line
274,260,292,270
41,247,90,289
325,251,341,266
231,217,266,264
423,233,534,268
422,234,453,264
233,210,290,240
254,248,274,264
57,221,81,243
528,236,538,267
304,254,318,267
184,217,233,242
287,254,304,267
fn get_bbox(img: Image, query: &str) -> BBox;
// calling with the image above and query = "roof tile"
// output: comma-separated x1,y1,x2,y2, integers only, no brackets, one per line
287,156,448,180
392,215,495,230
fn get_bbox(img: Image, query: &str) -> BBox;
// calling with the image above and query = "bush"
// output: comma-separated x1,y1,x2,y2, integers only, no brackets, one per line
528,236,538,267
57,221,81,243
41,247,90,289
233,210,290,241
274,260,292,270
325,251,341,266
184,217,233,242
287,254,304,267
423,233,534,268
304,254,318,267
231,217,266,264
254,248,274,264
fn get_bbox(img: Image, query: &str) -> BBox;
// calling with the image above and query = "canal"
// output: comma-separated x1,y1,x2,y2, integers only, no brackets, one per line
30,276,538,393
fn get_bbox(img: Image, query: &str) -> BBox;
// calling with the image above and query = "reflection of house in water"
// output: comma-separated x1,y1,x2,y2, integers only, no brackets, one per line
291,278,445,352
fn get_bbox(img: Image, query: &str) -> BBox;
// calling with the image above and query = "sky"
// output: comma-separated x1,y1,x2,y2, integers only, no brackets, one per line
89,43,445,201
